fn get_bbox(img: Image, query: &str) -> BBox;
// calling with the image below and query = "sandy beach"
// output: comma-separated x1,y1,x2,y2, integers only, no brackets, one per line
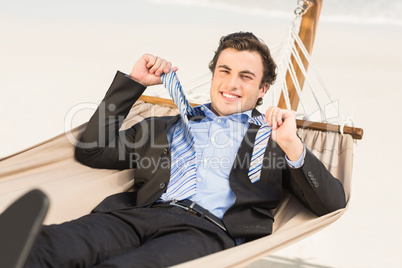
1,0,402,267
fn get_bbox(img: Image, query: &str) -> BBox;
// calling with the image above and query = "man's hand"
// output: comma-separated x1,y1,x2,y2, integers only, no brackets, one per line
129,54,178,87
265,106,304,161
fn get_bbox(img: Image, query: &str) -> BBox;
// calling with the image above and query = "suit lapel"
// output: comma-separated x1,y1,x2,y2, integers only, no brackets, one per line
236,108,263,158
233,113,285,183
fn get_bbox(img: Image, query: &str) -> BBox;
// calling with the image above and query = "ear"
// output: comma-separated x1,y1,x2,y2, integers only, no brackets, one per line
258,83,269,98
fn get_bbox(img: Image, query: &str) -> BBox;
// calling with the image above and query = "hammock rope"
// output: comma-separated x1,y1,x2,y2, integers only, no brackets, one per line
271,10,345,124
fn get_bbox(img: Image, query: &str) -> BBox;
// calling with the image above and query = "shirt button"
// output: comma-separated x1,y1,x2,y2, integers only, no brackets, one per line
217,119,222,123
203,159,207,164
211,137,215,142
159,183,166,189
197,178,202,182
201,107,204,111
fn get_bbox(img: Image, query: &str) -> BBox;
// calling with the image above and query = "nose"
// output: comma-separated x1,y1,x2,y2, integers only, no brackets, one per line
222,74,239,91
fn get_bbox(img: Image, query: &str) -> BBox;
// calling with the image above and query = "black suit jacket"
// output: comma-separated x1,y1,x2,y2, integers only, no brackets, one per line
75,71,346,241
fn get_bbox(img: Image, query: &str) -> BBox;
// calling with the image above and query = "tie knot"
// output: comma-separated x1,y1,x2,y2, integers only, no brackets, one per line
249,115,267,126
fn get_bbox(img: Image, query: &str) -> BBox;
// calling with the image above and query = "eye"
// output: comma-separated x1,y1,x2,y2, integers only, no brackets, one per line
241,74,252,80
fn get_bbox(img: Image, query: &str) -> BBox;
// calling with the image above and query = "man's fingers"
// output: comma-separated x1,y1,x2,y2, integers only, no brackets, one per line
149,57,164,74
266,107,280,129
163,63,179,73
265,106,273,125
276,112,285,127
162,62,171,74
149,57,176,76
163,62,178,74
265,107,290,130
144,54,156,68
144,55,164,73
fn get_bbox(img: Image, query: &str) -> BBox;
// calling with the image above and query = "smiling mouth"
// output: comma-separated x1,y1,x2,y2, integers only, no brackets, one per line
221,92,241,99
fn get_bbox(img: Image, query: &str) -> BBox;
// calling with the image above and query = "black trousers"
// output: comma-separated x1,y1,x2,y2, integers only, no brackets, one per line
24,206,235,268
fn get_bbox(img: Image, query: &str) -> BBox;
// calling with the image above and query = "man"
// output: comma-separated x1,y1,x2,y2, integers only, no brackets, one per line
10,32,345,267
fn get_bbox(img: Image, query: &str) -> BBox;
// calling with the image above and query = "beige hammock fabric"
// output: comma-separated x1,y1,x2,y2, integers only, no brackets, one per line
0,100,353,267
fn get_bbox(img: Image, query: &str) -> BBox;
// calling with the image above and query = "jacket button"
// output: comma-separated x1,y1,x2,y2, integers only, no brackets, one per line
307,171,319,187
159,183,166,189
163,148,169,155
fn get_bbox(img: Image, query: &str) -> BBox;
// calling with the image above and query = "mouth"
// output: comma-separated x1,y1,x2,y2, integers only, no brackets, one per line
221,92,241,101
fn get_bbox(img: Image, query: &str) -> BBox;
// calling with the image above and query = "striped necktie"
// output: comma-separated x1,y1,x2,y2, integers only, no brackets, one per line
248,115,272,183
160,70,203,200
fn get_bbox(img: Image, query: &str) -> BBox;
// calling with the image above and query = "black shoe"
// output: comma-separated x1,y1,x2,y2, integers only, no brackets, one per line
0,189,49,268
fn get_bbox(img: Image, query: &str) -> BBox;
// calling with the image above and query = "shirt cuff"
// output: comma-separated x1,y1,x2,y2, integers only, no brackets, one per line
125,74,146,87
285,145,306,169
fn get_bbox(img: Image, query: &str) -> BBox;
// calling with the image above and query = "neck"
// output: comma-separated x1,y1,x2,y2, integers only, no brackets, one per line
209,105,222,117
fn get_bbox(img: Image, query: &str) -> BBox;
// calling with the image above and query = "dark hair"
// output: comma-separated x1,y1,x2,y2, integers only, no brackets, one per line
209,32,277,106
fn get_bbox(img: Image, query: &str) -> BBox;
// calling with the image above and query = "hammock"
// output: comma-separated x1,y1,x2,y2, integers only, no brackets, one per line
0,0,362,267
0,100,354,267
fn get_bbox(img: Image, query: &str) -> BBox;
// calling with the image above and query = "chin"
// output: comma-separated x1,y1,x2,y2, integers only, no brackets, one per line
212,98,243,116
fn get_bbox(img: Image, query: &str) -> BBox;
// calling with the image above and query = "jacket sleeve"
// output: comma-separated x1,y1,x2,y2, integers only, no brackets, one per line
283,147,346,216
74,71,146,169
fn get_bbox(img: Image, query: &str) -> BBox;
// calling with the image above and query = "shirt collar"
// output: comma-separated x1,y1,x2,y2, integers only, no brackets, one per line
194,103,253,124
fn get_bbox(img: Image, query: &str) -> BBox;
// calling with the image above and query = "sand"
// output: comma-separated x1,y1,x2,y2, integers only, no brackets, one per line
1,1,402,267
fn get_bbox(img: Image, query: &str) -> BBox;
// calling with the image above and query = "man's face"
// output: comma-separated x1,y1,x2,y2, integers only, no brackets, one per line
210,48,268,117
